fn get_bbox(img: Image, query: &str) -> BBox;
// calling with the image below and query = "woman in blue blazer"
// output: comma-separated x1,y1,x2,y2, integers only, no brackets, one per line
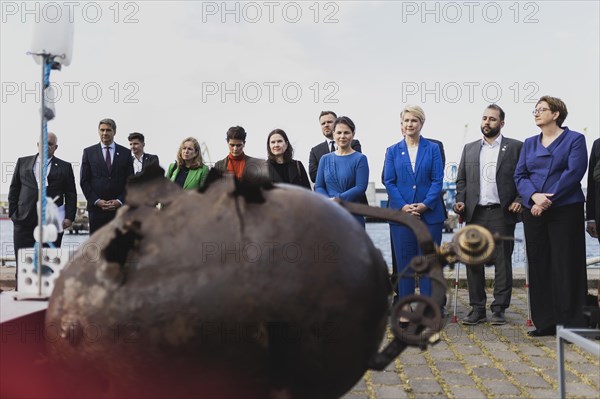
383,105,445,302
514,96,588,337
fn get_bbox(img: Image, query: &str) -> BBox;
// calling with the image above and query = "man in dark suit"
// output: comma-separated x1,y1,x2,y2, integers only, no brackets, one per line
586,138,600,244
454,104,523,326
80,118,134,234
308,111,362,183
128,132,160,175
8,132,77,285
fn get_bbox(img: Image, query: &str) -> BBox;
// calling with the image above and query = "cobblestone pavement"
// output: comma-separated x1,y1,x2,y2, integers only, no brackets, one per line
343,287,600,399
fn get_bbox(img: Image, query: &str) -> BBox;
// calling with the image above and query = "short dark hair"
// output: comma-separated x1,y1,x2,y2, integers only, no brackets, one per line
267,129,294,163
128,132,145,142
333,116,356,134
537,95,568,127
98,118,116,131
226,126,247,142
319,111,337,120
486,104,505,121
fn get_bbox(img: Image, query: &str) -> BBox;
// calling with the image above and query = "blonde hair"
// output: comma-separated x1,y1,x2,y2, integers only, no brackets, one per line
176,137,203,169
401,105,426,125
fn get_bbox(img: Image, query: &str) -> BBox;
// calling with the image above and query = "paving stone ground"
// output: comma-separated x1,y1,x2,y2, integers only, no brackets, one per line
342,285,600,399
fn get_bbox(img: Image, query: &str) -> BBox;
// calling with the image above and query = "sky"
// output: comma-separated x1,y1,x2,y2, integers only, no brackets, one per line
1,0,599,197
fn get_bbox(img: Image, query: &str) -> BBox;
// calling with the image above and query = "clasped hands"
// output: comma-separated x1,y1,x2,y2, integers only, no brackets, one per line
531,193,553,217
96,199,121,211
401,203,427,218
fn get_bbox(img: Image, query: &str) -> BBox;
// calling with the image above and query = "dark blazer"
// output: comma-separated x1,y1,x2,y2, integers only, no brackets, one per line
455,136,523,224
515,127,587,208
267,160,311,189
134,153,159,175
80,143,134,209
8,155,77,225
309,139,362,183
383,138,445,225
586,138,600,226
213,155,268,180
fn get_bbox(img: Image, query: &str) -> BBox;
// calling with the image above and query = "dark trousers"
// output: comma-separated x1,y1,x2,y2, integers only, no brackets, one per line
13,223,64,290
523,203,587,330
466,207,515,313
88,208,117,234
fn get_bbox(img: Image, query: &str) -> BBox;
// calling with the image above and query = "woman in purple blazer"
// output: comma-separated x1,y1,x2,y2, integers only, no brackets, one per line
383,105,445,304
514,95,588,337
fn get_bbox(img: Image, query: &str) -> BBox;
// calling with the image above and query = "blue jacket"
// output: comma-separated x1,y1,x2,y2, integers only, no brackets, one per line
383,138,445,225
514,127,587,208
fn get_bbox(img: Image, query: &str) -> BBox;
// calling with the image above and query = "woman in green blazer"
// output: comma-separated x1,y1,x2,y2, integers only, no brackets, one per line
166,137,209,190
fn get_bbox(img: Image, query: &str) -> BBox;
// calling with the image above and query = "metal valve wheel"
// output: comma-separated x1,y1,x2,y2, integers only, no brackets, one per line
390,295,442,347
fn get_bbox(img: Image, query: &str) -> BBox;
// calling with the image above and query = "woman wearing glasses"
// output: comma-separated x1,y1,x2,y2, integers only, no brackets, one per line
166,137,209,190
214,126,267,181
514,95,588,337
266,129,311,189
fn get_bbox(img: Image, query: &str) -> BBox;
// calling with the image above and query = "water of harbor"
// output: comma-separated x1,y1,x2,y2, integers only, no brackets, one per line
1,220,598,268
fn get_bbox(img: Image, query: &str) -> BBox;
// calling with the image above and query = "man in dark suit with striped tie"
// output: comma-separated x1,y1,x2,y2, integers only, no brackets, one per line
80,118,134,234
128,132,159,175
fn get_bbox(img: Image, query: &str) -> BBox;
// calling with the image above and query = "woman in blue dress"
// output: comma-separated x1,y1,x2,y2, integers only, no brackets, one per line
315,116,369,228
383,105,445,301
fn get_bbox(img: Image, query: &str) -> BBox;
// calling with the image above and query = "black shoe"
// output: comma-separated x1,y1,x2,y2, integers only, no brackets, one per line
462,311,487,325
527,326,556,337
490,311,506,325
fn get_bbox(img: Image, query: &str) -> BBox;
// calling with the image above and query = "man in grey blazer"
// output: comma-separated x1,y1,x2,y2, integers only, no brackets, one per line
454,104,523,325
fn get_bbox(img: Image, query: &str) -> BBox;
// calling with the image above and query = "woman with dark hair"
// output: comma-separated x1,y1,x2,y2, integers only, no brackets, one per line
515,95,588,336
214,126,267,181
315,116,369,227
166,137,209,190
266,129,310,189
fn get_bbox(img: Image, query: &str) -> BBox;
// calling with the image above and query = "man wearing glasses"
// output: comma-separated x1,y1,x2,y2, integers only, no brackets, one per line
8,132,77,287
214,125,267,181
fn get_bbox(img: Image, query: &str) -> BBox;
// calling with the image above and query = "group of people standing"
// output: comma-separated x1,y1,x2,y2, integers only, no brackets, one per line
8,96,599,337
